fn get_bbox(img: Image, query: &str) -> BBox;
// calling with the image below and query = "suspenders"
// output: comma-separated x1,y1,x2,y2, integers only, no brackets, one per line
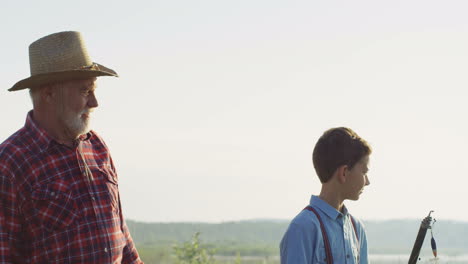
303,206,360,264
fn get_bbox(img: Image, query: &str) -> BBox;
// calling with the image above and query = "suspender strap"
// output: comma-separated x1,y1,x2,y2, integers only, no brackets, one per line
304,206,334,264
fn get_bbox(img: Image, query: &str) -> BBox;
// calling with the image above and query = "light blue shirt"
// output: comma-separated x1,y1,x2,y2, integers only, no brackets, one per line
280,196,368,264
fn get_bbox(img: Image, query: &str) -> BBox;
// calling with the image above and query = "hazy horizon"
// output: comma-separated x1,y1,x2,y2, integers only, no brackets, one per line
125,216,466,224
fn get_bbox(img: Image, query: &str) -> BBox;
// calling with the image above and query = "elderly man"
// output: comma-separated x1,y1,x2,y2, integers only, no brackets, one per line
0,31,143,263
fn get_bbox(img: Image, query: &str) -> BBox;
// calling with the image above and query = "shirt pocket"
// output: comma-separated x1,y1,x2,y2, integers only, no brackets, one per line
314,245,329,264
92,166,120,212
29,180,79,232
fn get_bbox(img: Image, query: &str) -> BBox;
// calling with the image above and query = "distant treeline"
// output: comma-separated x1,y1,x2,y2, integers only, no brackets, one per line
126,219,468,256
364,219,468,255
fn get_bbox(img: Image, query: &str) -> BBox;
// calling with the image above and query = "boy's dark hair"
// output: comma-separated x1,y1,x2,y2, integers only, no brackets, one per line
312,127,372,183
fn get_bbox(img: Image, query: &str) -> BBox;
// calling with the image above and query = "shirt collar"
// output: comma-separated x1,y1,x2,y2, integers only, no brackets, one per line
309,195,349,220
24,110,54,151
24,110,93,151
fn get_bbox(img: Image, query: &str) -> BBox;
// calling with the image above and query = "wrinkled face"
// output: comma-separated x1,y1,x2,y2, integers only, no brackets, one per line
345,155,370,201
55,78,98,138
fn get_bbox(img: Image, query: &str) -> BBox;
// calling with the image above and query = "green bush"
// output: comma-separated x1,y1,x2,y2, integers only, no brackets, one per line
173,232,217,264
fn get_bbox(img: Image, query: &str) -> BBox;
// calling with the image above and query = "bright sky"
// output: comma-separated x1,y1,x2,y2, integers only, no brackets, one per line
1,0,468,223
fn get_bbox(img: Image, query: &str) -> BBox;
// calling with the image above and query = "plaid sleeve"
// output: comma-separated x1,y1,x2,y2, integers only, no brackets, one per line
109,157,143,264
121,217,144,264
0,173,21,263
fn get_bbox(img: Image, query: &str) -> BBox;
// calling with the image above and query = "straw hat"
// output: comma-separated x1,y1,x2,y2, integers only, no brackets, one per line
9,31,118,91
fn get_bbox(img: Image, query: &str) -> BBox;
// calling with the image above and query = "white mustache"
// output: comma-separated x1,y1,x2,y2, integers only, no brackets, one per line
81,109,93,116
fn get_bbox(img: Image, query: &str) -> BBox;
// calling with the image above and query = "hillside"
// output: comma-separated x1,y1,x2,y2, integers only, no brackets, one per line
126,218,468,255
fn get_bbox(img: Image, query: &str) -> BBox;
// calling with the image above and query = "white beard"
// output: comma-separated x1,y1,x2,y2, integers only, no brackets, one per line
62,109,91,136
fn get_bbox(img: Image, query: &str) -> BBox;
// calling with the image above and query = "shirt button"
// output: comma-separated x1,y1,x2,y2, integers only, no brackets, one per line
50,192,55,196
104,247,108,253
91,196,96,201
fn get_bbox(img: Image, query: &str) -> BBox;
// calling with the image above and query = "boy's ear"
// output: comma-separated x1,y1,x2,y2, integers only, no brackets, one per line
335,164,348,184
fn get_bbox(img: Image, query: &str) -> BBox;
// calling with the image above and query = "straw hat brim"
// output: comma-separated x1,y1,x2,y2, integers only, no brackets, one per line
9,63,118,91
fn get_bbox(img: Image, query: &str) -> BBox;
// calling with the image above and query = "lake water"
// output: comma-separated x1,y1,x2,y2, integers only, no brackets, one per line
215,254,468,264
369,254,468,264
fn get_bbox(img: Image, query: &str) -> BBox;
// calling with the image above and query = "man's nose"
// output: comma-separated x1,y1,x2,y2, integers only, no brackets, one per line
88,92,99,108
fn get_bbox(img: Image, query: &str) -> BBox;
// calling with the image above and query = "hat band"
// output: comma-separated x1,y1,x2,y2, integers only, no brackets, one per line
80,63,100,71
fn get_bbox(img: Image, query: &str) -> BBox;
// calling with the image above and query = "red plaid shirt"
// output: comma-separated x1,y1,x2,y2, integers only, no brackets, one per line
0,111,143,264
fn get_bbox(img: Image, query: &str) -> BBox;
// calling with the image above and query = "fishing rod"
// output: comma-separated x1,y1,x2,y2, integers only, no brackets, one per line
408,210,437,264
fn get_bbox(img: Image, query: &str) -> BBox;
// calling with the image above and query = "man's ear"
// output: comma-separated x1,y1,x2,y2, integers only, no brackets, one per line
40,84,58,104
335,164,348,184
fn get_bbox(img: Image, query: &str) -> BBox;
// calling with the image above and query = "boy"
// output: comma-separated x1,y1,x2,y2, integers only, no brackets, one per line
280,127,371,264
